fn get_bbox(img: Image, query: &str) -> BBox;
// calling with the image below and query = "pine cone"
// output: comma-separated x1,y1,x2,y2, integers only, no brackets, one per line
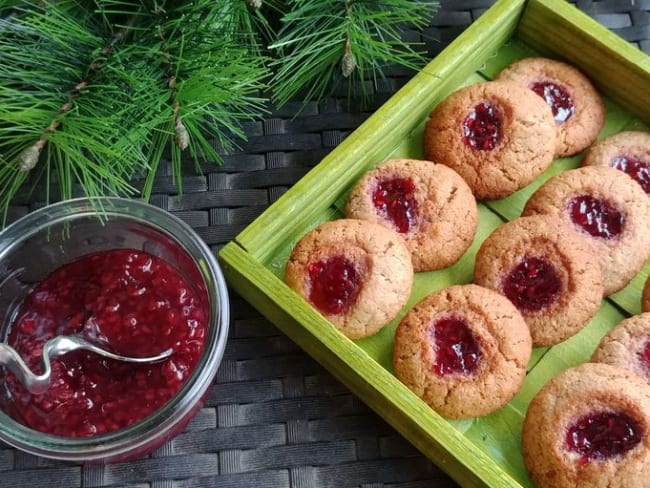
341,49,356,78
175,121,190,151
18,145,41,171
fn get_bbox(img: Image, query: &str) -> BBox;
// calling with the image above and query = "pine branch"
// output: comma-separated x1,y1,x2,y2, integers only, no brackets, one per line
1,0,270,225
110,0,270,197
269,0,438,107
1,0,439,226
0,1,144,218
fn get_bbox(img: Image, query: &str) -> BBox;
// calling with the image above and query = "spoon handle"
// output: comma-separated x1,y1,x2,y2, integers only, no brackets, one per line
50,336,173,363
0,336,173,395
0,343,51,395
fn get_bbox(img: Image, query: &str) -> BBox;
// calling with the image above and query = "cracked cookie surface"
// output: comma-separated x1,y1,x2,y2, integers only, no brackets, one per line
522,363,650,488
474,215,602,347
345,158,478,272
393,284,532,419
423,80,556,200
581,130,650,195
497,57,605,157
592,313,650,384
284,218,413,339
522,166,650,296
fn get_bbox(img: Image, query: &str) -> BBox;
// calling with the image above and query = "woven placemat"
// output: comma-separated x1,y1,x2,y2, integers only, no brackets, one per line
4,1,650,487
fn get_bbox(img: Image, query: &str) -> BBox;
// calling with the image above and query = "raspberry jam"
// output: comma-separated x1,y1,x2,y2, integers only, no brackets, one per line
2,249,207,438
531,81,575,123
462,102,501,151
567,195,624,239
307,255,362,315
501,256,562,314
566,411,643,461
431,317,481,376
611,155,650,194
372,177,418,233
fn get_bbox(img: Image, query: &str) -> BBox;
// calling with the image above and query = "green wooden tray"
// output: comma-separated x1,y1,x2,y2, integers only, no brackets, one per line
218,0,650,486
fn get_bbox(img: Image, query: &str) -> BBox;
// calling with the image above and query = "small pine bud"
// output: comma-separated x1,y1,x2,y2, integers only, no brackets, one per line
341,45,356,78
175,121,190,150
246,0,262,10
18,144,41,171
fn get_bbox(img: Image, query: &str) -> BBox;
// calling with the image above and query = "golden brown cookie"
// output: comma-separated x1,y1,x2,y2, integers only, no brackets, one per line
473,215,602,347
345,158,478,272
582,131,650,195
423,80,556,200
497,57,605,157
522,363,650,488
284,218,413,339
592,313,650,384
393,284,532,419
522,166,650,296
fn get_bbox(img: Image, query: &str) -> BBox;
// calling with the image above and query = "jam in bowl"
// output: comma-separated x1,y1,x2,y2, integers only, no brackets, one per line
0,197,229,462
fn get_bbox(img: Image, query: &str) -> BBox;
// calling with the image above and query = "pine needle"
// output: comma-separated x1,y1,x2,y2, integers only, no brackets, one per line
269,0,438,107
1,0,438,226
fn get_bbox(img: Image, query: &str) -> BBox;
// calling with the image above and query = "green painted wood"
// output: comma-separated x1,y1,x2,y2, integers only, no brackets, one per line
219,242,516,488
219,0,650,486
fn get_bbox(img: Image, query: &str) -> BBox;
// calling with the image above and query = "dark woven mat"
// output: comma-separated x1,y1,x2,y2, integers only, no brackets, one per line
4,1,650,487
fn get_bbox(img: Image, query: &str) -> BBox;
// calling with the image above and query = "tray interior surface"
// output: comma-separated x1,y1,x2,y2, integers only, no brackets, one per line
220,1,650,486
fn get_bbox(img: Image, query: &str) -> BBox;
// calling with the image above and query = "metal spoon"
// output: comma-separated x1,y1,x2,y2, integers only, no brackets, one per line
0,336,173,395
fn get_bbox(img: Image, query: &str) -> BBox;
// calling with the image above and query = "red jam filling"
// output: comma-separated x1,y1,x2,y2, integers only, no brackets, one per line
566,411,643,462
2,249,207,438
611,155,650,194
431,317,481,376
501,256,562,314
567,195,623,239
372,177,418,233
530,81,575,123
307,255,361,315
462,101,501,151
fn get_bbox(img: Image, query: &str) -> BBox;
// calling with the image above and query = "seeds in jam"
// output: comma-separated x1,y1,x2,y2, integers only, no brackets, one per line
501,256,562,314
431,317,481,376
567,195,624,239
308,255,361,315
2,249,207,438
462,102,501,151
531,81,575,123
611,155,650,194
566,410,643,461
372,177,418,233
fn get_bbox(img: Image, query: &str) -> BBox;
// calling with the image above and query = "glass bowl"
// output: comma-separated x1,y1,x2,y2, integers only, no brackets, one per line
0,197,229,462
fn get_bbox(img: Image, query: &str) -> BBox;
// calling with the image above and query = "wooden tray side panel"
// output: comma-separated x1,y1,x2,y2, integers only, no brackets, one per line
219,242,522,488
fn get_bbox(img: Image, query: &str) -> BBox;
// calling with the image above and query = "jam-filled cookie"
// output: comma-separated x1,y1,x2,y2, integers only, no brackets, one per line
423,80,556,200
393,284,532,419
497,57,605,157
284,218,413,339
522,363,650,488
345,158,478,272
592,313,650,384
522,166,650,296
581,131,650,195
474,215,602,347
